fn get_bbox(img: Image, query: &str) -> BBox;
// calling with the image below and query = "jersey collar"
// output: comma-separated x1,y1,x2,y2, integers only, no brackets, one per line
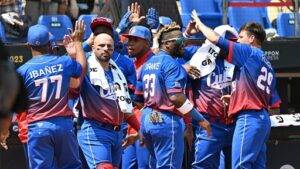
134,50,153,69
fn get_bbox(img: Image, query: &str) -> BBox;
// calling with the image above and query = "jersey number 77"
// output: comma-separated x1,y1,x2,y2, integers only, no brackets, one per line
34,75,63,102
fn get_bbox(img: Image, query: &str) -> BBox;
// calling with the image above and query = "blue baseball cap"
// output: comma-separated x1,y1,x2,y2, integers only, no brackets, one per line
122,26,152,42
159,16,172,26
49,33,58,49
27,24,50,46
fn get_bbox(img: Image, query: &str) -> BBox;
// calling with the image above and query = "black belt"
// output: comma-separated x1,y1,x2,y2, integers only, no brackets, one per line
98,122,121,131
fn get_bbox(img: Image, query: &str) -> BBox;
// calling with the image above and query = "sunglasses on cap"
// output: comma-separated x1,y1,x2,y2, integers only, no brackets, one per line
162,36,185,46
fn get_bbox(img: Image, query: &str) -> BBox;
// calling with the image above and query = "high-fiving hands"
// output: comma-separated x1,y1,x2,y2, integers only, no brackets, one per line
63,20,85,59
191,10,202,29
128,2,145,24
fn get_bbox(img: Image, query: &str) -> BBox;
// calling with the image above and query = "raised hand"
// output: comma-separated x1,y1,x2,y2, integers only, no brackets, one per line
185,20,199,36
191,10,202,26
146,7,159,29
117,11,132,33
71,20,85,42
63,35,76,59
128,2,145,24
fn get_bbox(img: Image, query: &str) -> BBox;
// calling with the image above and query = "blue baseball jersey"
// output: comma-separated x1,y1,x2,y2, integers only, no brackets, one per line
135,51,187,116
217,37,281,117
192,58,235,117
80,64,123,125
175,45,199,65
17,55,82,123
112,51,137,92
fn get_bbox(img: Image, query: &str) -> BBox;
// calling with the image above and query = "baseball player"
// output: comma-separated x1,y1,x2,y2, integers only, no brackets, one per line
121,25,154,169
83,17,137,94
186,24,239,169
16,21,86,169
191,11,281,169
77,33,140,169
135,23,211,169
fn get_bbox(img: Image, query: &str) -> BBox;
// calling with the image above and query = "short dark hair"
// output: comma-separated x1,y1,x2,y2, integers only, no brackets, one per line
157,22,181,46
30,43,50,53
239,22,266,46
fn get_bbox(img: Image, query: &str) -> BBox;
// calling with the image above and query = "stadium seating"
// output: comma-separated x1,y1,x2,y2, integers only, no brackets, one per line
38,15,73,42
180,0,220,14
180,0,221,28
228,7,271,30
181,13,222,29
277,13,300,37
78,14,97,40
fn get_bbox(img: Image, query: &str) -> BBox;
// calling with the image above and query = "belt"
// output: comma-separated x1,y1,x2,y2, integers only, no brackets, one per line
98,122,121,131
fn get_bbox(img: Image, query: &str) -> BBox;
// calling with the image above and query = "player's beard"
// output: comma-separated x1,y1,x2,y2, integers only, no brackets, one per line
171,44,184,57
96,54,111,62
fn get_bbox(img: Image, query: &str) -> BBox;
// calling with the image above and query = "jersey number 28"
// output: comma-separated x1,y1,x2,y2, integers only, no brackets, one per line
34,75,63,102
257,66,273,94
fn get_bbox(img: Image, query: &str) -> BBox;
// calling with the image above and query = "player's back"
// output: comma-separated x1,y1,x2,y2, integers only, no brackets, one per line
17,54,82,123
228,44,279,116
139,51,187,114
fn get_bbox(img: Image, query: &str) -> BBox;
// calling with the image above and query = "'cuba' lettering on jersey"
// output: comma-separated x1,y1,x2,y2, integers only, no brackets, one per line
99,85,116,100
144,63,161,71
29,64,63,79
207,61,235,90
207,72,232,89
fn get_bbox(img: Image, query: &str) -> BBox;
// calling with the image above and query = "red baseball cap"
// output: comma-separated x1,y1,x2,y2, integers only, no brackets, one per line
90,17,113,33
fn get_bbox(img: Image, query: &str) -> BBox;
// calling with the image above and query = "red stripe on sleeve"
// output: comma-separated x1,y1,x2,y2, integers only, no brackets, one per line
227,41,234,63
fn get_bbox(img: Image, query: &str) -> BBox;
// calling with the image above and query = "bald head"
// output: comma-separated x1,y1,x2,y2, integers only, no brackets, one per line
93,33,114,62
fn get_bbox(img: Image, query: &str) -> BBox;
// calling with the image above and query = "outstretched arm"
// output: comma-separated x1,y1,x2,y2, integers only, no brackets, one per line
169,92,211,136
64,20,87,89
191,10,220,44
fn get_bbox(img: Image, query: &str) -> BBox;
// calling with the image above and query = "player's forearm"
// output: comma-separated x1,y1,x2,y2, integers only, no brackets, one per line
124,113,140,131
74,42,87,77
169,93,204,121
69,42,86,89
196,22,220,44
168,93,187,107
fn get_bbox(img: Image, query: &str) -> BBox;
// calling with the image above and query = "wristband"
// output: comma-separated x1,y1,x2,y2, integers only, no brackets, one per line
177,99,193,114
189,108,204,122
